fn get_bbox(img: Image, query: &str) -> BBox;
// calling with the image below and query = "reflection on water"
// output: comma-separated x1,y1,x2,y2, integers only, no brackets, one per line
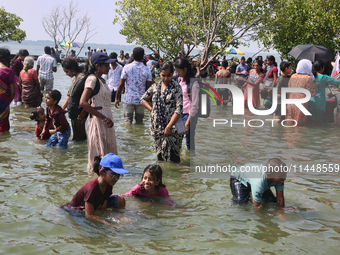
1,66,340,254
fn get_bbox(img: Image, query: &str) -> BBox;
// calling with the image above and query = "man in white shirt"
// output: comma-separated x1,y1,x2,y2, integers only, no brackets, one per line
36,46,57,91
102,52,123,102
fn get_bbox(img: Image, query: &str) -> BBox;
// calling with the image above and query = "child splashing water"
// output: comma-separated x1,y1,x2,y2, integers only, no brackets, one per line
30,106,53,140
62,153,128,226
120,164,175,206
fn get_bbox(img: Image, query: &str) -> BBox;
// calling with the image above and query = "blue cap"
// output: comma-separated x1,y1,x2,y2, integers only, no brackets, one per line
89,52,116,66
99,153,129,174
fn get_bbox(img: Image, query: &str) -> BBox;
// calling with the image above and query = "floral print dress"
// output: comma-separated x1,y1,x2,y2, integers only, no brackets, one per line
141,81,183,161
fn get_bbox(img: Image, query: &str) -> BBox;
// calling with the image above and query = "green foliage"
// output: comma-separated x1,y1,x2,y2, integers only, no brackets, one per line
258,0,340,58
0,7,26,43
114,0,274,68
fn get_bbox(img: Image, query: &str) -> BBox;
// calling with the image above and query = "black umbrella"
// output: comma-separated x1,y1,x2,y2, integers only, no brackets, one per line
288,44,335,62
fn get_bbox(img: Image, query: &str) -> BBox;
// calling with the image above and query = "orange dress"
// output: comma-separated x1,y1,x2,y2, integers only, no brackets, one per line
286,74,316,126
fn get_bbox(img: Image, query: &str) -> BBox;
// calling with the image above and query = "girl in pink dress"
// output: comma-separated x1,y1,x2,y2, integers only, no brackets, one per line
123,164,175,206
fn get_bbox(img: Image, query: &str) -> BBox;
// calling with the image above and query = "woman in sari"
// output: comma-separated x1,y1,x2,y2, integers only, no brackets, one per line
286,59,316,126
0,48,16,133
19,56,42,108
10,49,29,105
308,60,340,124
240,59,265,110
263,55,278,97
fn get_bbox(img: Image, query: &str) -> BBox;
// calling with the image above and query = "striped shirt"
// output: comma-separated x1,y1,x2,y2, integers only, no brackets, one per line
36,54,57,80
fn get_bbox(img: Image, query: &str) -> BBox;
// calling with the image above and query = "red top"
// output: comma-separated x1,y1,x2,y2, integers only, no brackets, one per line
35,121,53,140
124,183,175,206
20,69,38,81
44,105,70,132
63,178,112,210
267,66,278,81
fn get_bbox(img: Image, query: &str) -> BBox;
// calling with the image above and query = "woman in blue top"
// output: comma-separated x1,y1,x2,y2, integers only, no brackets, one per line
308,60,340,124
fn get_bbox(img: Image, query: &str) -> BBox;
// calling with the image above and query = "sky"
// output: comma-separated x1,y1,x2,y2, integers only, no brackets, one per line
2,0,266,53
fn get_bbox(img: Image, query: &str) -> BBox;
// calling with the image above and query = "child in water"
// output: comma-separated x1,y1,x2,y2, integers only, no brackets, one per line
230,158,286,209
30,106,53,140
260,89,272,109
121,164,175,206
62,153,128,225
40,90,71,149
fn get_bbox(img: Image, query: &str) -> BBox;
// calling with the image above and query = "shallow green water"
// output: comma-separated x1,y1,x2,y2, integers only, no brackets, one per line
1,65,340,254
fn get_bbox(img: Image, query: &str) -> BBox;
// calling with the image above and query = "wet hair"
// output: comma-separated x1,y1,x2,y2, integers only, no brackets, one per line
159,61,174,73
313,60,325,76
280,61,291,73
266,158,287,174
141,164,166,191
30,107,44,121
61,58,83,74
44,46,51,54
0,48,12,67
46,90,62,104
133,47,144,61
266,55,277,67
23,56,34,72
221,60,229,68
174,58,197,84
11,49,29,66
93,156,102,176
109,52,118,60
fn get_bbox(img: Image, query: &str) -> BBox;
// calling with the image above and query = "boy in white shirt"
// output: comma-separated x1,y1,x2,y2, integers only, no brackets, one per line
102,52,123,102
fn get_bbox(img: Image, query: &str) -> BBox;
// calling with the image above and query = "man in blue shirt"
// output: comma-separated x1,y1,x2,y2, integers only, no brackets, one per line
230,158,286,208
236,56,250,87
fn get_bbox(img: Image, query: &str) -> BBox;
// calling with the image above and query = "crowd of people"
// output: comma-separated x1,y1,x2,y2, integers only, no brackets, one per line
211,54,340,126
1,44,339,224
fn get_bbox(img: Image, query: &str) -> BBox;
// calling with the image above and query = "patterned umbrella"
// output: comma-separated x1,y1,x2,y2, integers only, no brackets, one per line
61,41,80,48
223,47,245,55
